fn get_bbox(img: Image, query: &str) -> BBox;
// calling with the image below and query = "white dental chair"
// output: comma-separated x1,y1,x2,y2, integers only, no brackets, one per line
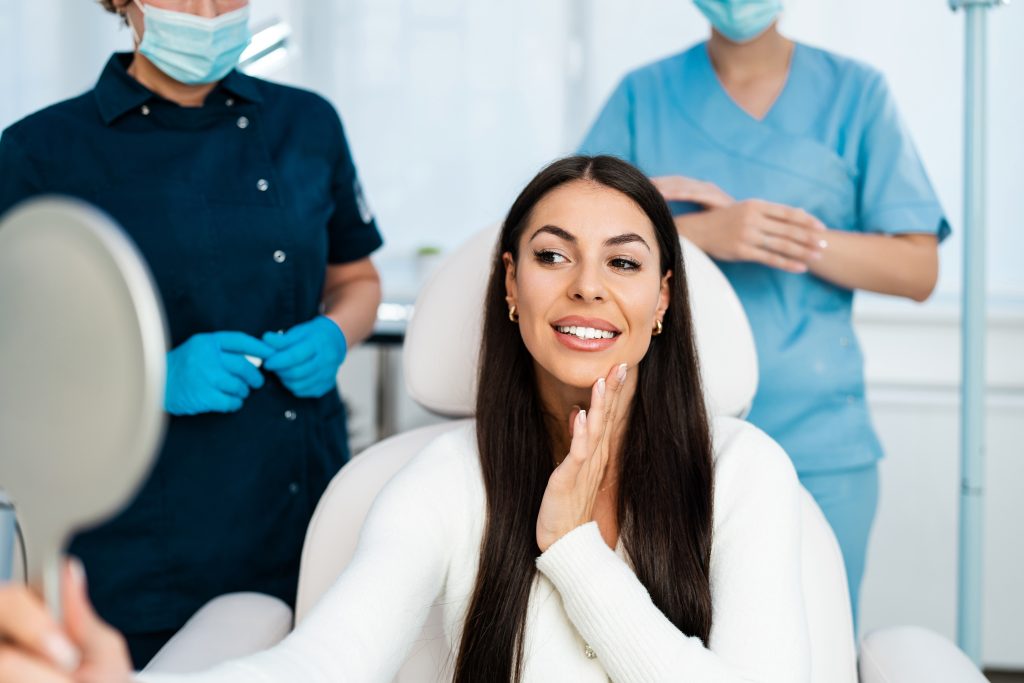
145,227,985,683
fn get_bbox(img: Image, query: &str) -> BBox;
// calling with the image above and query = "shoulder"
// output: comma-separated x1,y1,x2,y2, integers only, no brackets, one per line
388,421,483,501
2,91,97,150
247,76,343,124
797,43,889,108
618,43,700,93
709,416,800,511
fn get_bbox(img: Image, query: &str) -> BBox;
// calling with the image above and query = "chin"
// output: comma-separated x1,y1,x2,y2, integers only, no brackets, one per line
536,352,619,391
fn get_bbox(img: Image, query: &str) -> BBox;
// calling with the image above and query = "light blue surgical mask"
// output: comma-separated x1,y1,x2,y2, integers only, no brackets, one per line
693,0,782,43
131,1,252,85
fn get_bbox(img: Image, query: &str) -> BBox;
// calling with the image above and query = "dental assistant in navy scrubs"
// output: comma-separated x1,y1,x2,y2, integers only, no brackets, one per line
0,0,382,667
580,0,948,624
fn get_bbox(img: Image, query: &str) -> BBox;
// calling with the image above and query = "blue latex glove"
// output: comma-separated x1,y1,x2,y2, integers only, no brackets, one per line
165,332,274,416
262,316,348,398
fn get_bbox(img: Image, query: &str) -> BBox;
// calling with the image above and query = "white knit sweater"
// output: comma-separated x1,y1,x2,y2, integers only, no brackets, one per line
140,417,809,682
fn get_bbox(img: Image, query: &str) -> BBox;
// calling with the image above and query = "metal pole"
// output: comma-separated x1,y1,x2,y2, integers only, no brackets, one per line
949,0,1005,665
0,491,14,581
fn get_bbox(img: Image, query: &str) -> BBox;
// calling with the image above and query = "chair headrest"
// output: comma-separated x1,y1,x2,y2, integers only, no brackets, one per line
403,224,757,418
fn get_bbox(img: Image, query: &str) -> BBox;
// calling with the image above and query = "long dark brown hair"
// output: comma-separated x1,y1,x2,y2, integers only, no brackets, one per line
454,155,714,681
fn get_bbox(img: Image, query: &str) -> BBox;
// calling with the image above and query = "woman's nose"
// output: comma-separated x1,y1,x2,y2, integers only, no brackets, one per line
569,263,606,302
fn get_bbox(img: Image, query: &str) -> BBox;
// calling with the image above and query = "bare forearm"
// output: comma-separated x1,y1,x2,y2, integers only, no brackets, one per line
323,277,381,347
809,230,938,302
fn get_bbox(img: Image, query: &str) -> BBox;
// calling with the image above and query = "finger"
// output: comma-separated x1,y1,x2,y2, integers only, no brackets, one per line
595,364,627,473
264,322,312,350
263,341,317,372
747,246,809,274
0,645,71,683
274,356,321,383
220,354,265,389
567,405,580,437
209,393,244,413
213,373,250,399
555,409,590,482
585,377,608,443
62,559,130,682
261,330,290,350
213,332,275,359
762,216,827,252
759,202,826,232
287,375,330,399
0,588,79,673
602,363,628,437
758,231,819,263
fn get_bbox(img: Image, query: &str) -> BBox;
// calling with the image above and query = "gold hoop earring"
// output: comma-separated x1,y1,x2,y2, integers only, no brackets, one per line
508,305,519,323
652,319,663,336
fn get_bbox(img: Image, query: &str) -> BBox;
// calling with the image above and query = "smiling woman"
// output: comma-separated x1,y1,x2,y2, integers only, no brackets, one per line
0,156,810,683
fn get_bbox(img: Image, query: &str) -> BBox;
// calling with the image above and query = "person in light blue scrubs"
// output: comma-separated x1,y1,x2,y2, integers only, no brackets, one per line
580,0,949,625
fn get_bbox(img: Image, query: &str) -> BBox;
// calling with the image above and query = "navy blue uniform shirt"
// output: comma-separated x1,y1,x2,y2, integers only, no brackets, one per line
0,53,383,635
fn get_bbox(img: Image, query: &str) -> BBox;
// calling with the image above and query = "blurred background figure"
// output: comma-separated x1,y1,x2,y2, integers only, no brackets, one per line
578,0,948,626
0,0,381,667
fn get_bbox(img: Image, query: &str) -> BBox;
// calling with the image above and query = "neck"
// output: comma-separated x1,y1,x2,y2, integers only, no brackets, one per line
706,24,792,82
127,52,218,108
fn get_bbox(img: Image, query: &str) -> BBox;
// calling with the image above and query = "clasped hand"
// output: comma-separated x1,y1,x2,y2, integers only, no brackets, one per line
165,316,347,416
536,362,628,553
652,174,829,273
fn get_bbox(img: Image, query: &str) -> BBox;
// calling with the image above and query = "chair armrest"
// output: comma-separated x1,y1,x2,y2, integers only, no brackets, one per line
859,626,987,683
142,592,293,675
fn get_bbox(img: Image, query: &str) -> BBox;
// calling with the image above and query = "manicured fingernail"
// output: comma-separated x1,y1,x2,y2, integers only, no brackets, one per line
69,557,86,588
44,633,80,672
578,409,587,425
617,363,627,382
596,378,606,396
818,239,829,249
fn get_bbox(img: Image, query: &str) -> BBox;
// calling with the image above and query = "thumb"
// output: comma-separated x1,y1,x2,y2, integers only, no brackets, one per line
62,558,133,682
62,558,100,649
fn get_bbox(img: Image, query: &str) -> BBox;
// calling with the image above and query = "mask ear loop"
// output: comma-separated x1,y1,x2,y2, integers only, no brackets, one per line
125,0,145,46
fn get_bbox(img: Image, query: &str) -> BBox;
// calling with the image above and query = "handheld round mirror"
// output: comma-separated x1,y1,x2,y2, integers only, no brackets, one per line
0,196,167,616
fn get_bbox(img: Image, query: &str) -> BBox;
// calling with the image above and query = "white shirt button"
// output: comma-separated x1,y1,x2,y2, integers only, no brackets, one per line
140,105,150,116
284,410,297,421
288,482,299,495
226,97,235,107
257,178,270,192
273,250,287,263
847,394,856,405
839,336,850,347
236,115,249,129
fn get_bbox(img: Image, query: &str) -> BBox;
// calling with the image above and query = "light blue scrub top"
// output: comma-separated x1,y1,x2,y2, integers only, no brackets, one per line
580,42,949,473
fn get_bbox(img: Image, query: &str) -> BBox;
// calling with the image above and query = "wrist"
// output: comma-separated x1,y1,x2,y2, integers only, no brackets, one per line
318,315,348,363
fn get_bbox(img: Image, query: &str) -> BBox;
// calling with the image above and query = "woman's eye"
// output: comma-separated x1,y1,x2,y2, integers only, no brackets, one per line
534,250,568,264
610,257,641,271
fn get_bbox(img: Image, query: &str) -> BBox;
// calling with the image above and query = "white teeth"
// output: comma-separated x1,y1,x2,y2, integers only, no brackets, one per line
555,325,616,339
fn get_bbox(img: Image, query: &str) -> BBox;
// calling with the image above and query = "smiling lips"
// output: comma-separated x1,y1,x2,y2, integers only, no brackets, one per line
552,316,621,351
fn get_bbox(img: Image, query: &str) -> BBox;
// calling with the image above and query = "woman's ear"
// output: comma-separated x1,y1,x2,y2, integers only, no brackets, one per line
503,252,517,305
656,269,672,320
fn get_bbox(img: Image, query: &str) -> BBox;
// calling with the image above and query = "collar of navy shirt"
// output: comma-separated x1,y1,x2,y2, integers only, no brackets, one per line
93,52,264,126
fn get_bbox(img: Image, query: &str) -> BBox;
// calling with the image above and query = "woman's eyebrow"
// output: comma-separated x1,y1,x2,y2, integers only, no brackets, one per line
604,232,651,251
529,226,651,252
529,225,576,243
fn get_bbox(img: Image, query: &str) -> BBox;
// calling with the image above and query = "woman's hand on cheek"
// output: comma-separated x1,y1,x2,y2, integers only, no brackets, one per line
0,559,132,683
536,362,628,553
